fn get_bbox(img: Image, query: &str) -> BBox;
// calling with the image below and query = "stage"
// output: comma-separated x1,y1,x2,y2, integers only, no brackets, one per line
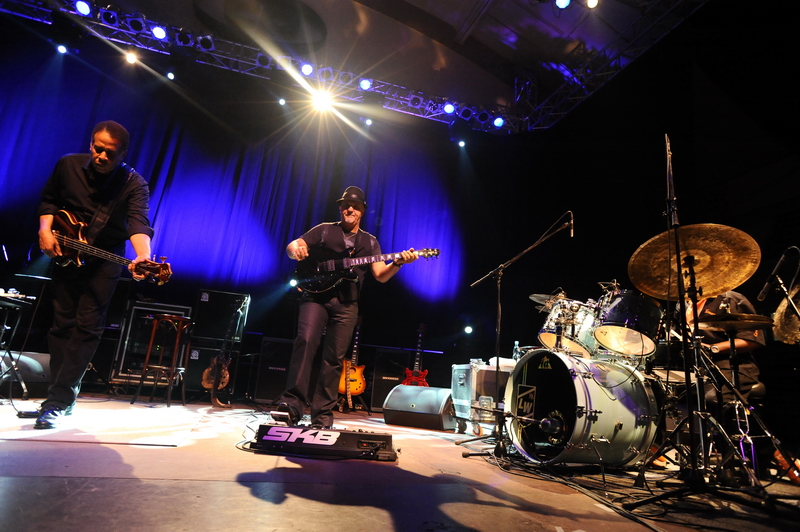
1,392,798,532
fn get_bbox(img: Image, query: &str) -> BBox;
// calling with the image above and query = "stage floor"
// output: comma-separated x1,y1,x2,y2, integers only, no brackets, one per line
1,392,798,532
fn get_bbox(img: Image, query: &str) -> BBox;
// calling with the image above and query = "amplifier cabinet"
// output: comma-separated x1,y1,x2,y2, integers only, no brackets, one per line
451,362,512,422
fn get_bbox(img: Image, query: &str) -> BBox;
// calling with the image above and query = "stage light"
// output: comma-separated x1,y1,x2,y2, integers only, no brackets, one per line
476,110,491,124
166,71,175,80
587,0,598,7
125,12,146,33
458,140,466,147
364,118,372,126
289,279,298,288
464,326,473,334
74,1,93,17
493,116,505,128
175,29,193,46
408,93,425,109
359,78,372,91
300,63,314,76
278,98,286,105
555,0,570,8
57,44,68,54
98,5,119,26
150,23,168,40
337,71,354,85
256,53,271,68
125,51,137,64
196,35,215,51
443,102,456,114
312,90,332,111
458,107,474,121
317,67,334,82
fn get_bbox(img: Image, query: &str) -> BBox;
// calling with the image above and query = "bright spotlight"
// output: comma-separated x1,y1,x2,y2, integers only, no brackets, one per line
359,78,372,91
587,0,598,7
555,0,570,8
166,71,175,80
289,279,298,288
278,98,286,106
56,44,68,54
493,117,505,128
125,52,137,64
458,140,466,148
300,63,314,76
312,90,333,110
74,1,92,17
464,326,473,334
443,103,455,114
364,118,372,126
151,25,167,40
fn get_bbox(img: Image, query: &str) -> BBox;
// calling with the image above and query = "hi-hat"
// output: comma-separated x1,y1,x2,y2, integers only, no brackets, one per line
774,284,800,344
697,312,773,332
628,224,761,300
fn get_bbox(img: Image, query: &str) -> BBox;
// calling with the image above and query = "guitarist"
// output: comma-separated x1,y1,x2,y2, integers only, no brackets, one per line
274,186,417,429
27,120,155,429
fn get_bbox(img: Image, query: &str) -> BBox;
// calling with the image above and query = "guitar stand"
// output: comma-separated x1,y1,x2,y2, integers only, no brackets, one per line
337,394,372,415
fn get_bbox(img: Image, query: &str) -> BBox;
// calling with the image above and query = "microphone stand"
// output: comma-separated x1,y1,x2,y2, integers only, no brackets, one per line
457,212,572,457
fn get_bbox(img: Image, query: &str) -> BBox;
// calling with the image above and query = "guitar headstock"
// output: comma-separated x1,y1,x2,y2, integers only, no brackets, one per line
135,258,173,285
415,248,440,259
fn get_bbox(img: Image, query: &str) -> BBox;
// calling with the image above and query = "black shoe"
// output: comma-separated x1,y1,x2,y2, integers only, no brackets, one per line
18,403,74,419
272,403,301,425
34,406,69,430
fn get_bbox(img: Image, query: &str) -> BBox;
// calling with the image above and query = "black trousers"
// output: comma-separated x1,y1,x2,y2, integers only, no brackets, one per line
45,259,122,409
280,295,358,427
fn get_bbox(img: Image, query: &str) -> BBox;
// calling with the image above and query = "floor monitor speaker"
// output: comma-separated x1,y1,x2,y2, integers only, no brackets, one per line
382,385,456,431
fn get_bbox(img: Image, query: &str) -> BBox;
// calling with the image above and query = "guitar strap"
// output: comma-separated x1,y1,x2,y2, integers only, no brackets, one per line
84,163,136,245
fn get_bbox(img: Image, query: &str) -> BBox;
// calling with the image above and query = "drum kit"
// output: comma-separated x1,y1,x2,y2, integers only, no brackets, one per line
503,223,793,471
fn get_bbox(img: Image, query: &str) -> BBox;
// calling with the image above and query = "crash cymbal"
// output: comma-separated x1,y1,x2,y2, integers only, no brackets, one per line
774,284,800,344
697,312,773,332
528,293,566,305
628,224,761,300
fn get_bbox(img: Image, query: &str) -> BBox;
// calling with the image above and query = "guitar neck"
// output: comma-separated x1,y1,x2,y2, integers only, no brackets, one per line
319,252,407,272
55,234,132,266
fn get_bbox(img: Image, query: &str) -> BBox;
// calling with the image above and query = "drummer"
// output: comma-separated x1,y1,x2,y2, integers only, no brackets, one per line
685,290,766,408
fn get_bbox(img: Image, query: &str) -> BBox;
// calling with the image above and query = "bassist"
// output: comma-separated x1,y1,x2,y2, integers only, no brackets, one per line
275,186,417,429
30,120,155,430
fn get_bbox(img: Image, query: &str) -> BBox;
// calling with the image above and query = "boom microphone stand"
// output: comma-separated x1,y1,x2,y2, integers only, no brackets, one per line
457,211,573,457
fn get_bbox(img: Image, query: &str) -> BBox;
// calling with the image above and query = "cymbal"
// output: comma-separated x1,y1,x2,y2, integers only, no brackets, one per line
774,284,800,344
697,312,773,332
628,224,761,300
529,293,566,305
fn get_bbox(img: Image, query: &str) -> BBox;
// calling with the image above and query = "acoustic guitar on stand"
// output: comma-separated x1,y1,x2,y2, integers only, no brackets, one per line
51,209,172,284
402,323,429,386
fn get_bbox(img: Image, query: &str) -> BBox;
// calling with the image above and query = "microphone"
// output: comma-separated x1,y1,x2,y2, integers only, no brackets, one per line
569,212,574,238
757,249,789,301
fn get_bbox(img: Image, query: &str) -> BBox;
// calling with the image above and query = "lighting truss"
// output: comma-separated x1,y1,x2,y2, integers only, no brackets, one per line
0,0,711,134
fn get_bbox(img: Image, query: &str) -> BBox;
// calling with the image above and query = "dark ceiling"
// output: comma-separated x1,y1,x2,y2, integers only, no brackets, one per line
2,0,714,130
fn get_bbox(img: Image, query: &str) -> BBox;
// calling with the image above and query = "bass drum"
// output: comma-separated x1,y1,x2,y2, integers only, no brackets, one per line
504,349,658,466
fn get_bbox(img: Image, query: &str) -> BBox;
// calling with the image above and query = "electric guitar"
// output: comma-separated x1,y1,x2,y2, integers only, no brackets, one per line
295,248,439,293
51,209,172,285
402,323,429,386
338,317,366,410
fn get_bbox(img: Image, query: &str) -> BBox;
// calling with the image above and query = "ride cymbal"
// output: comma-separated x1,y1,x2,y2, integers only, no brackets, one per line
627,224,761,301
697,312,773,332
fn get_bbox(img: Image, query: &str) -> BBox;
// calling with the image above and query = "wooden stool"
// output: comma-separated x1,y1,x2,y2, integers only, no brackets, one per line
131,314,193,407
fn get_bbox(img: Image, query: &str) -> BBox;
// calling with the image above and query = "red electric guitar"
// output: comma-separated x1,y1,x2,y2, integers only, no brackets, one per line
402,323,429,386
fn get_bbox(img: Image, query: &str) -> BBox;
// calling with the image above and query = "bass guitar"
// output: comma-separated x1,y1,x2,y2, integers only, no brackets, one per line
295,248,439,293
338,317,366,411
51,209,172,285
402,323,429,386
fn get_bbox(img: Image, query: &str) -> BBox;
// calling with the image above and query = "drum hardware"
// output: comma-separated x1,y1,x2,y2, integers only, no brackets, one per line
772,273,800,344
461,211,574,459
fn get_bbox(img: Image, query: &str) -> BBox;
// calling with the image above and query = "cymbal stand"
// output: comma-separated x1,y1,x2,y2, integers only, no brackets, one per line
459,212,572,458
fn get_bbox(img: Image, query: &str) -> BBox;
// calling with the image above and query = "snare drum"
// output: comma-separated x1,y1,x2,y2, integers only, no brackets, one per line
504,348,658,466
593,290,663,357
538,299,598,357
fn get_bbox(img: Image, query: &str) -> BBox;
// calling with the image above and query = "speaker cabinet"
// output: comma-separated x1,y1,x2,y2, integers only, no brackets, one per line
194,289,250,342
382,385,457,431
370,349,409,411
253,337,294,403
